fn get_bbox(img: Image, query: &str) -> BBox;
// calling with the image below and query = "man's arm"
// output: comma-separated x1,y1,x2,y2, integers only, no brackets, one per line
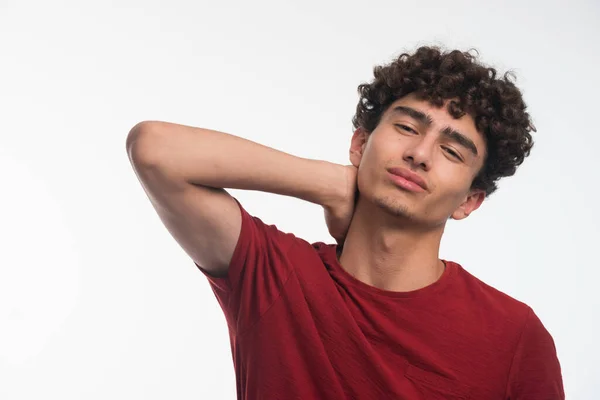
505,308,564,399
125,120,347,276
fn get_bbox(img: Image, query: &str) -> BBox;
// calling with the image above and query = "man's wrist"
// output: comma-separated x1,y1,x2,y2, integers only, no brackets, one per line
319,161,351,211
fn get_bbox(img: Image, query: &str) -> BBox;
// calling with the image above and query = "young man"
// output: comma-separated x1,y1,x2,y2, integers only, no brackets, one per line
126,46,564,399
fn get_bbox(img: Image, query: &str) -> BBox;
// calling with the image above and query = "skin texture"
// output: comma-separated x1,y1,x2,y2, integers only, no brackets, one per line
337,93,487,292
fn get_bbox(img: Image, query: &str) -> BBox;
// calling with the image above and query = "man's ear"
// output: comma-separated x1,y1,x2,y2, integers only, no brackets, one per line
450,189,486,220
349,128,369,167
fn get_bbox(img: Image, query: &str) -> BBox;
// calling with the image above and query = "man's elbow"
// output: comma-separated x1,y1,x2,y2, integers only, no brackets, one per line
126,121,163,167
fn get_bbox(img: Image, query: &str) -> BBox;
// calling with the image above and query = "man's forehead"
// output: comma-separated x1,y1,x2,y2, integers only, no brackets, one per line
386,95,477,130
387,94,460,113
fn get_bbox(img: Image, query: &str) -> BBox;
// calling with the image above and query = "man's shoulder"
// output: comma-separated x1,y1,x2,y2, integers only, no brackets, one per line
451,261,532,320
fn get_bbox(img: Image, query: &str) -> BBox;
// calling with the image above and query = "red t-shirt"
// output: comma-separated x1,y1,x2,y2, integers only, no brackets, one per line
196,199,564,399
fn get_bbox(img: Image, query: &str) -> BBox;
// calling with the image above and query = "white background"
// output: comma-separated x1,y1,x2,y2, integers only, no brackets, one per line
1,0,598,398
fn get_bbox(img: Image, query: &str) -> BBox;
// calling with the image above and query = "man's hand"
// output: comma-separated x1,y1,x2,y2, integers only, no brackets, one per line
323,165,358,245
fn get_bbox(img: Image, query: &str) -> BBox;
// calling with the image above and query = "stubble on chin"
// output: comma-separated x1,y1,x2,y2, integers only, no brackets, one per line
373,194,416,220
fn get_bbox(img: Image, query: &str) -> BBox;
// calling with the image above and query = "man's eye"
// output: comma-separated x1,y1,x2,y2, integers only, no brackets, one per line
395,124,417,134
443,147,461,159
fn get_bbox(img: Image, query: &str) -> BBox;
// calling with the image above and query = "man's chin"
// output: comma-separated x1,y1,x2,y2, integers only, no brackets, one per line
373,196,416,220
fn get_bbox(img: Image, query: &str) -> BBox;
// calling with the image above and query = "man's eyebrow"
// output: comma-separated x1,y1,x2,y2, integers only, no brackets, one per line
389,105,479,157
389,106,434,127
440,126,479,157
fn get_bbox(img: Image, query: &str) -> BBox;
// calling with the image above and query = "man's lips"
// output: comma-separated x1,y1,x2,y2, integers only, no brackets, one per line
387,167,428,192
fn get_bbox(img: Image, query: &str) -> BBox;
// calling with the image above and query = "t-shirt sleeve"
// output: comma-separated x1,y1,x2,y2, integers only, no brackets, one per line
195,197,300,336
505,307,565,399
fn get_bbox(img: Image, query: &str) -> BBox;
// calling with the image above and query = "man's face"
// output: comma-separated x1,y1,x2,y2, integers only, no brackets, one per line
350,93,487,227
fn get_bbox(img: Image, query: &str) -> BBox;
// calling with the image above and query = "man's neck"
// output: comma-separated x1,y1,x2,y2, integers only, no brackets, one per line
338,197,446,292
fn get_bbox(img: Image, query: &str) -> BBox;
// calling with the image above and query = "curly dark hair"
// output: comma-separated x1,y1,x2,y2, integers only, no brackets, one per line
352,45,536,197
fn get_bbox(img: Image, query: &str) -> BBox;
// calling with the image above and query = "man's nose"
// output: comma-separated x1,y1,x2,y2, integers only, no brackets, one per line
403,139,433,170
